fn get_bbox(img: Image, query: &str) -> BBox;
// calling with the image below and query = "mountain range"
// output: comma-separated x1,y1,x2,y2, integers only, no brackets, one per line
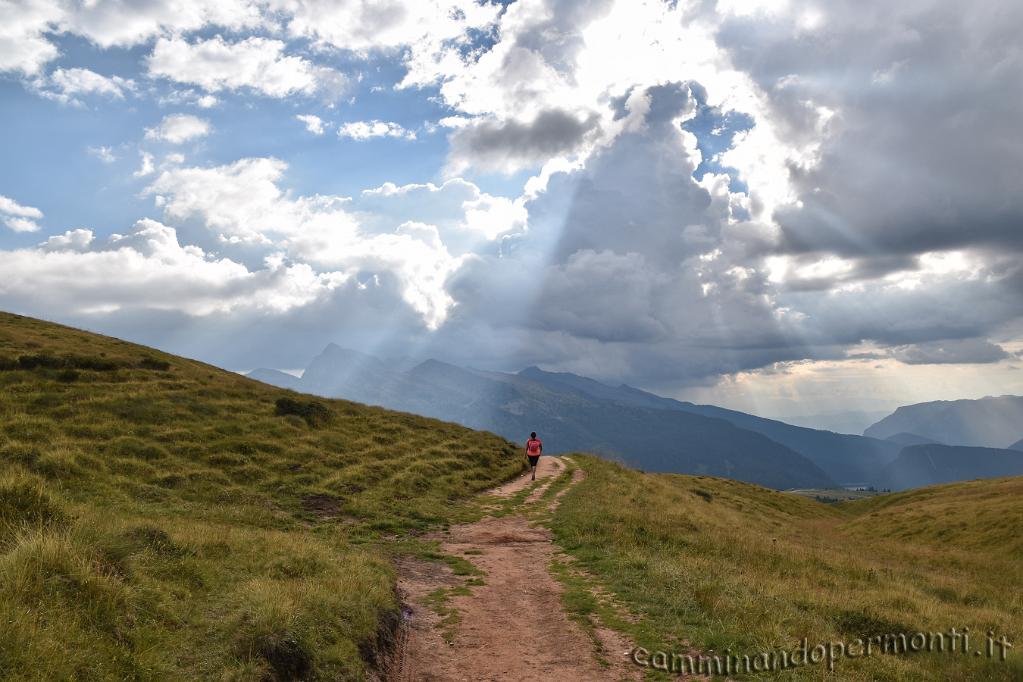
248,345,1023,492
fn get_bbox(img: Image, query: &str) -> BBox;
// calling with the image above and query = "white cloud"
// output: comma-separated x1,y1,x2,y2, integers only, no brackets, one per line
40,228,95,252
4,217,41,233
271,0,500,53
0,0,265,75
0,194,43,232
359,178,525,248
0,195,43,219
87,146,116,163
142,158,500,328
145,157,310,242
66,1,265,49
160,89,220,108
145,114,211,144
0,0,62,75
32,67,134,105
147,35,346,99
0,219,346,316
338,120,416,141
133,152,155,178
296,114,325,135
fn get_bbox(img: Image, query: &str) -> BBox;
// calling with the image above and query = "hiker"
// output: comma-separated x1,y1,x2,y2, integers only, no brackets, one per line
525,431,543,480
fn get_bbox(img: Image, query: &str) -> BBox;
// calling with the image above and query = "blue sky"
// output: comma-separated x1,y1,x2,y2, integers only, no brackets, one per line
1,0,1022,418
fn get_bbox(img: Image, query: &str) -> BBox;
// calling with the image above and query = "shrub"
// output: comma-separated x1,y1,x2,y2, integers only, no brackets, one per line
6,354,122,372
275,397,331,426
138,357,171,371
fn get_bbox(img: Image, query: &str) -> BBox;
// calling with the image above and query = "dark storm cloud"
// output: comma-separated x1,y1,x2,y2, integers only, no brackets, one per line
714,0,1023,257
448,108,601,171
889,338,1011,365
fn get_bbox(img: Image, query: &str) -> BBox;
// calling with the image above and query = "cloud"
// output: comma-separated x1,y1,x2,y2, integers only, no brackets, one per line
431,82,791,382
0,0,62,75
159,89,220,109
65,0,264,49
147,35,346,99
338,120,416,141
0,0,265,75
296,114,325,135
87,146,116,163
0,194,43,232
357,178,527,251
447,109,600,173
133,152,155,178
1,0,497,78
144,114,211,144
0,219,346,316
142,158,503,328
271,0,500,52
32,67,134,105
889,339,1012,365
707,0,1023,257
40,228,94,252
3,217,42,233
145,157,310,242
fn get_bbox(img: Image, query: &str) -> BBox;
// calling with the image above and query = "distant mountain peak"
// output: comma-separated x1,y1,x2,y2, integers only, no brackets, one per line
316,343,377,361
411,358,464,373
518,365,559,378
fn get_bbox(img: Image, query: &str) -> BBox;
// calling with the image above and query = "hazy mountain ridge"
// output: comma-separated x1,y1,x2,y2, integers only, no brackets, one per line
865,395,1023,448
517,366,901,485
884,432,943,447
250,347,893,489
878,444,1023,490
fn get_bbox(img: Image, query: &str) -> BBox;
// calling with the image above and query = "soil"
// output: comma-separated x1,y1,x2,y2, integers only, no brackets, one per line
391,456,641,681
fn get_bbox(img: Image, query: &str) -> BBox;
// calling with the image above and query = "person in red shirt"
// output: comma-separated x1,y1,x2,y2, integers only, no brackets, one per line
525,431,543,480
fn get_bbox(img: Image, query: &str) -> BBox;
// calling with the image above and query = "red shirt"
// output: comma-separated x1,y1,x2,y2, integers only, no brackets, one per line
526,438,542,455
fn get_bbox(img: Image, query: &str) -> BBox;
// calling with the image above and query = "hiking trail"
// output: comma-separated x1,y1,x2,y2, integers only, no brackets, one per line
390,456,641,681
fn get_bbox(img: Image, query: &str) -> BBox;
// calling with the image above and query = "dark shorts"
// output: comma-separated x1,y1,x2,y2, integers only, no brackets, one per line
527,455,540,467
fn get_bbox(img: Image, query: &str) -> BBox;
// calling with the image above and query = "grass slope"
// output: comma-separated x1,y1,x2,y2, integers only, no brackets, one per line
0,312,521,679
552,456,1022,680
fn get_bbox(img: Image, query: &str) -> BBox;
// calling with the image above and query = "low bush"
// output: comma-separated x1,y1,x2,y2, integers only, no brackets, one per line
138,357,172,371
275,396,331,426
14,354,122,371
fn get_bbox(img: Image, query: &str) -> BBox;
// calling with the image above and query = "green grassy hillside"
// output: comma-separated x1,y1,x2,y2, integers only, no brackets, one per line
552,456,1022,680
0,312,521,679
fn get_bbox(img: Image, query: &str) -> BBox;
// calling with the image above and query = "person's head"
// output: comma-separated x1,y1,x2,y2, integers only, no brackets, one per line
530,432,537,439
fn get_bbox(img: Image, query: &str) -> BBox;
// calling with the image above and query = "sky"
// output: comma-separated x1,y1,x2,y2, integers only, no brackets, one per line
1,0,1022,420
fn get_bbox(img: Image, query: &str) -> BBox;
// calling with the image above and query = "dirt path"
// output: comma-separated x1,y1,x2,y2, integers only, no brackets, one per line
392,456,639,681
